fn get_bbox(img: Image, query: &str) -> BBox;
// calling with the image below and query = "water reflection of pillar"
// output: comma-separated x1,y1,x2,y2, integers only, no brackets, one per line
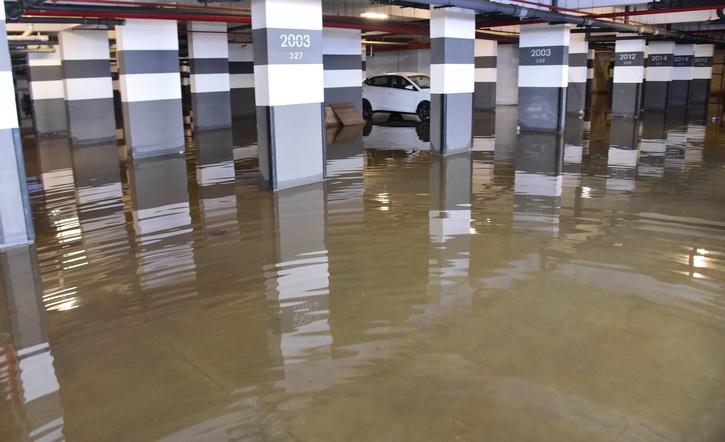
194,129,237,232
127,154,196,304
0,246,64,440
607,118,640,191
639,112,667,178
36,138,91,308
514,134,564,234
563,116,584,214
684,119,706,168
427,153,473,314
664,111,688,171
265,183,332,394
325,126,364,227
473,111,496,153
71,142,129,264
493,106,517,167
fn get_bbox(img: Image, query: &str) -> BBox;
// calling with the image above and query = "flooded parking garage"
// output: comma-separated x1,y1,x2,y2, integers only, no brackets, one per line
4,0,725,437
2,98,725,440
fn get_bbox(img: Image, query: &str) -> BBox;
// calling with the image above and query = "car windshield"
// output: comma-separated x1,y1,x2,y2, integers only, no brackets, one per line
407,75,430,89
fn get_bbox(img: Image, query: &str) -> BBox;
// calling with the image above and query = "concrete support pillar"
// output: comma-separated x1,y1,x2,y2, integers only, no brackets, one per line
58,30,116,145
429,5,475,154
188,22,232,131
518,24,569,133
116,19,184,157
474,39,497,111
495,44,518,105
669,44,694,108
110,48,123,132
1,8,34,249
566,33,588,115
229,42,255,118
253,0,325,190
0,245,65,439
691,44,714,104
28,46,67,136
323,28,363,112
612,38,645,118
585,48,594,109
643,41,674,111
361,46,367,80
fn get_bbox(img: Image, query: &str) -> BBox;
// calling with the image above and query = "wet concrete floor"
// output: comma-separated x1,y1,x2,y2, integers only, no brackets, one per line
2,99,725,441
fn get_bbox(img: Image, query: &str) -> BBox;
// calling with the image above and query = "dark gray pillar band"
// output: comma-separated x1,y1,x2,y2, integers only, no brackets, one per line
566,82,586,115
668,80,690,107
474,82,495,111
431,93,473,155
612,83,642,118
644,81,670,111
519,87,567,132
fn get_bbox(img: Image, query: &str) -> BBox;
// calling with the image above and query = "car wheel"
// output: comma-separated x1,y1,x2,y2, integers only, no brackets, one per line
362,99,373,120
416,100,431,121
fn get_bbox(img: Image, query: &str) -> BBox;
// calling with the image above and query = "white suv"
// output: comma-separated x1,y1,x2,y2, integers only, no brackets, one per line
362,73,431,121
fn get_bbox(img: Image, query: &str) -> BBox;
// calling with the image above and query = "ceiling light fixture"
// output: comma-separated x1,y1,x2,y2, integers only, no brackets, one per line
361,12,389,20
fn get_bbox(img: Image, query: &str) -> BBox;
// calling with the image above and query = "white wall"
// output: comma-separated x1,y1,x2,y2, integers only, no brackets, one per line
496,43,518,105
365,48,430,77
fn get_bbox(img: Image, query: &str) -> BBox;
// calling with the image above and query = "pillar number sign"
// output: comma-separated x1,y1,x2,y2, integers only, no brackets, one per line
520,46,566,66
529,48,552,64
280,33,312,60
615,52,643,66
647,54,671,67
674,55,693,67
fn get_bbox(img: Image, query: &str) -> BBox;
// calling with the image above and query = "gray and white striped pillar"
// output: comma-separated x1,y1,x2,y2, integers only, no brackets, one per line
611,38,645,118
668,44,694,108
430,5,475,155
323,28,363,112
229,42,255,118
474,39,496,111
691,44,714,105
110,47,123,133
188,22,232,131
643,41,674,111
0,7,34,248
585,48,594,109
518,24,570,132
252,0,325,190
28,46,68,136
116,19,184,157
566,32,588,115
181,61,191,127
58,30,116,145
362,46,367,80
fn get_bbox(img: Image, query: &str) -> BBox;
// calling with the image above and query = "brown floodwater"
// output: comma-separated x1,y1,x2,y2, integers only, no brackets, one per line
2,98,725,441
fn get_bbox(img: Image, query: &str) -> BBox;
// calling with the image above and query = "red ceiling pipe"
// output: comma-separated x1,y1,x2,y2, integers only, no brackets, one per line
591,5,725,19
23,8,429,34
24,9,253,23
371,43,431,52
476,4,725,30
48,0,252,13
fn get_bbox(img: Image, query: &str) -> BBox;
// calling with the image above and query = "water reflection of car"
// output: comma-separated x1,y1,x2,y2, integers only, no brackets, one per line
362,117,430,151
362,73,431,121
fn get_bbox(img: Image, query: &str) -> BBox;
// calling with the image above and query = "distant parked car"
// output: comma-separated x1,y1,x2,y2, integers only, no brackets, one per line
362,73,431,121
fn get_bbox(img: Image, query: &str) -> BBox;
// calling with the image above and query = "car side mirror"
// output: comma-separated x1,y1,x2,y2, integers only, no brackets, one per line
405,84,415,91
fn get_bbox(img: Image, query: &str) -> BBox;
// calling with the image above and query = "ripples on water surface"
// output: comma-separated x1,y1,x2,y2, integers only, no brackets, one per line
2,103,725,441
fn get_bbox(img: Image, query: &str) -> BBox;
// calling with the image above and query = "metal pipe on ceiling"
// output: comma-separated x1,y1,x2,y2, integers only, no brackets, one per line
399,0,724,44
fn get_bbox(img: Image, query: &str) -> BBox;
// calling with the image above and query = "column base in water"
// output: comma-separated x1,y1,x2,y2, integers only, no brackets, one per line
431,93,474,155
257,103,326,191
